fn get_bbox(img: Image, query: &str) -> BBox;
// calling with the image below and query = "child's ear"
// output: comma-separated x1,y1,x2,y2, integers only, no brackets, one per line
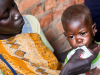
92,22,97,36
63,32,68,39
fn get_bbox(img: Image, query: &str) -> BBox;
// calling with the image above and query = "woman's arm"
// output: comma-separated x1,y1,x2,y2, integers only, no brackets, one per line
54,49,72,62
60,49,97,75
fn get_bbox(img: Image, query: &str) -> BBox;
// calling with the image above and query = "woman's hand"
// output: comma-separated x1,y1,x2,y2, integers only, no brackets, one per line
60,49,97,75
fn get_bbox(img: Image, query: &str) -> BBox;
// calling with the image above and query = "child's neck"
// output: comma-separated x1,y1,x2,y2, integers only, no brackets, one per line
88,41,97,49
88,40,100,54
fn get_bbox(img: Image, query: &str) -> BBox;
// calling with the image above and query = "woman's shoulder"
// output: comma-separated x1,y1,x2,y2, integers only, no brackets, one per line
23,15,38,21
22,14,40,32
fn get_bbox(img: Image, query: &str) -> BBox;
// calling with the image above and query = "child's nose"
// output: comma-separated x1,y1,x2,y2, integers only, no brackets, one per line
77,39,83,43
76,36,83,44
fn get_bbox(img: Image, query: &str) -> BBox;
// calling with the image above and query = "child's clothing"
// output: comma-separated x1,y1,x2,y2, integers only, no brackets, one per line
64,42,100,75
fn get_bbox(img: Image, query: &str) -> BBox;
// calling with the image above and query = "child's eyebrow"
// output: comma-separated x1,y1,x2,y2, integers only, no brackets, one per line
79,29,86,32
67,34,73,36
63,32,74,36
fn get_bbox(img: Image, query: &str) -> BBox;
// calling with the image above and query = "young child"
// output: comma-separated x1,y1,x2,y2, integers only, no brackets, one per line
61,4,100,75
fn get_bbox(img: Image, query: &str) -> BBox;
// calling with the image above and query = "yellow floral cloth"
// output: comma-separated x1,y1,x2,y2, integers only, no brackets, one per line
0,33,61,75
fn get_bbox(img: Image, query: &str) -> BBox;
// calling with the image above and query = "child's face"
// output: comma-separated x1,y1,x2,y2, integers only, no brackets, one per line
0,0,24,34
64,20,95,49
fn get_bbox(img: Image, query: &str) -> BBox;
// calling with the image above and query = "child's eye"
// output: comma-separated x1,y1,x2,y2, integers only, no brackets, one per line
69,36,74,39
81,32,86,36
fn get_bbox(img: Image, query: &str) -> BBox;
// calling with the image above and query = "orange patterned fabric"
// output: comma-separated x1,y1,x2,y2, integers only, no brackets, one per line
0,33,61,75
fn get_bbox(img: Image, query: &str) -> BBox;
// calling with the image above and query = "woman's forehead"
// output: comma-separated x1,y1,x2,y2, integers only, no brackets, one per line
0,0,12,11
0,0,12,6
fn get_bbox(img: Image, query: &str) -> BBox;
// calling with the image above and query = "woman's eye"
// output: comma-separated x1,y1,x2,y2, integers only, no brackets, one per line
12,3,16,7
3,9,9,19
81,32,86,35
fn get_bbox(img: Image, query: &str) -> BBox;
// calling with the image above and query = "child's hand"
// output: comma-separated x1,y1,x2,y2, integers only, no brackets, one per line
60,49,97,75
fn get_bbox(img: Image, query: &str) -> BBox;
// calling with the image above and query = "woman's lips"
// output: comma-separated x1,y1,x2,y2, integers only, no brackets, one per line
18,20,24,27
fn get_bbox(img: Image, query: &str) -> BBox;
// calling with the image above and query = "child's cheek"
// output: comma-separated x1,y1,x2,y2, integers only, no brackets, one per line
68,39,76,48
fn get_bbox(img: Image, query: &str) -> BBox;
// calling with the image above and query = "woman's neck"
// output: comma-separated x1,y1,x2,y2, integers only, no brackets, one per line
0,31,22,40
0,34,17,40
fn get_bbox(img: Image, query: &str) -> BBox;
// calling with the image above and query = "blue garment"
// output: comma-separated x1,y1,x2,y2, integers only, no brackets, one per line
85,0,100,41
21,16,33,33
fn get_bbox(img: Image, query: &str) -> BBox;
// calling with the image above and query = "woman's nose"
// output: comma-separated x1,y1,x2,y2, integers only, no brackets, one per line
11,8,21,21
14,14,20,21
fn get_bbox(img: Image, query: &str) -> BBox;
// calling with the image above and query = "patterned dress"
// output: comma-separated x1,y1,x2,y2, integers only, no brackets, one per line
0,15,61,75
0,33,61,75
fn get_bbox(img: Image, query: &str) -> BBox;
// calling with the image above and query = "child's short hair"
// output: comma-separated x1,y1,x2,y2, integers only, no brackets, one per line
61,4,93,28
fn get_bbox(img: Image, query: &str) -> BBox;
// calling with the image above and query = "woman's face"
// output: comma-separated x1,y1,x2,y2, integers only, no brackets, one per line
0,0,24,34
